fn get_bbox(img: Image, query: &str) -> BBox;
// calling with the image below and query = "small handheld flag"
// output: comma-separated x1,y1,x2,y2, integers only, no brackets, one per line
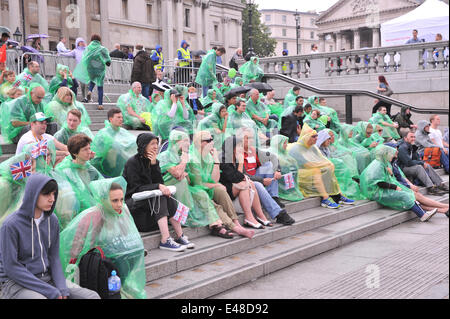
10,160,32,181
283,172,295,190
173,202,190,225
31,139,48,159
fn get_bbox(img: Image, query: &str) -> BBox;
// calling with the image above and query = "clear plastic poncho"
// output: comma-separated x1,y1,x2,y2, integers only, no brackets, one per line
283,88,299,107
227,105,262,147
14,68,49,93
246,97,278,133
73,40,111,87
200,89,218,114
287,124,341,198
44,88,91,129
117,90,152,129
49,64,74,96
369,111,401,140
352,122,382,161
151,89,195,140
268,135,304,202
0,80,15,103
56,156,105,216
59,177,147,299
239,57,264,84
307,96,341,133
157,130,221,227
195,49,217,87
54,124,95,146
91,121,137,178
339,124,372,174
360,145,415,211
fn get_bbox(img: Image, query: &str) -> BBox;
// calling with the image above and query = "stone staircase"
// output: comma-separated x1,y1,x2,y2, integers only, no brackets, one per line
143,170,448,299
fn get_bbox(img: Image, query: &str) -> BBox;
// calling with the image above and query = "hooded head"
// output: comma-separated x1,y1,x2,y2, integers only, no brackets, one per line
156,45,162,53
282,49,289,56
374,145,397,165
298,123,318,148
316,129,332,148
18,174,59,219
89,177,127,216
181,40,189,49
417,120,431,135
270,134,289,155
136,132,159,158
75,38,86,50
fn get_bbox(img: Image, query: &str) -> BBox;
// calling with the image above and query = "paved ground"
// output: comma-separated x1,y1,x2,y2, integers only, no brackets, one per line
211,213,449,299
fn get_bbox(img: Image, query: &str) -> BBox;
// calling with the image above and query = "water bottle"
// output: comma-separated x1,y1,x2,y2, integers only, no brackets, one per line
108,271,121,295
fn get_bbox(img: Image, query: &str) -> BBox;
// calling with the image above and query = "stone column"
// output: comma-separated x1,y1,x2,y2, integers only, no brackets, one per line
353,29,360,50
161,0,174,62
37,0,49,50
372,26,380,48
318,33,326,53
335,32,342,52
175,0,183,50
222,17,230,63
203,1,211,50
78,0,88,41
8,0,21,39
194,0,203,50
100,0,110,49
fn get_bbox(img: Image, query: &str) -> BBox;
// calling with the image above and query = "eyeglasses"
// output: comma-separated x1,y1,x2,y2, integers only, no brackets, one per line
202,138,214,143
311,135,318,138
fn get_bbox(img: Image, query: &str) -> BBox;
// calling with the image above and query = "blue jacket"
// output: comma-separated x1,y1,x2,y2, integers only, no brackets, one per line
0,174,69,299
151,45,163,62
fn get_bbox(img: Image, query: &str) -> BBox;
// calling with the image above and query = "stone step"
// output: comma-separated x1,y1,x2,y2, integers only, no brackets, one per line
145,194,449,299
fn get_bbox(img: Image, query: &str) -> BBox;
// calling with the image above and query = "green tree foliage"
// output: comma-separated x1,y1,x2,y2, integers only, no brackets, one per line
241,0,277,58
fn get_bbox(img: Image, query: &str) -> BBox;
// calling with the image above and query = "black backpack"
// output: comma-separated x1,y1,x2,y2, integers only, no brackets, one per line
78,247,121,299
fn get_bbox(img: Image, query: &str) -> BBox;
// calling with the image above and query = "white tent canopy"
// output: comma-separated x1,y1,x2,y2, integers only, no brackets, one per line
381,0,449,47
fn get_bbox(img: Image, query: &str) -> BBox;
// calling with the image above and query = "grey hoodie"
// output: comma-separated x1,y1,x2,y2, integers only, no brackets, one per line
0,174,69,299
415,120,439,153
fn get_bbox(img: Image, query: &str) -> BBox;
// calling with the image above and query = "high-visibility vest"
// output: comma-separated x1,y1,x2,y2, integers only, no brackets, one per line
155,51,164,70
178,48,191,67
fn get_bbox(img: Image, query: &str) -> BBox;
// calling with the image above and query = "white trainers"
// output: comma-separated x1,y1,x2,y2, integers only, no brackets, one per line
420,208,438,222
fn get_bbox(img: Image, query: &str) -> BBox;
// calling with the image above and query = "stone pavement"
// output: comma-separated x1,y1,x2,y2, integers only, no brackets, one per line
211,213,449,299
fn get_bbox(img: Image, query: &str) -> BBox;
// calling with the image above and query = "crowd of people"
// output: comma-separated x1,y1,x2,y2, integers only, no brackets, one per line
0,31,448,300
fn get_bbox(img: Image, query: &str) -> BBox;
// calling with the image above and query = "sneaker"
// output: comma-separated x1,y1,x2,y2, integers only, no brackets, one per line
175,234,195,249
438,184,449,193
276,210,295,225
428,186,446,196
159,237,186,252
272,197,286,208
420,208,438,222
321,198,340,209
339,196,356,205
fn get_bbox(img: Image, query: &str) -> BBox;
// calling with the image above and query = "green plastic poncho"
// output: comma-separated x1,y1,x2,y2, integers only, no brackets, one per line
152,89,195,140
284,88,299,107
91,121,137,178
49,64,74,96
369,111,401,140
268,135,304,202
60,177,147,299
117,90,152,129
239,57,264,84
195,49,218,87
353,122,381,149
54,124,95,146
230,77,244,89
227,105,262,147
0,80,15,103
246,97,278,132
44,88,91,129
360,145,415,211
14,68,49,93
266,101,284,119
73,40,111,87
316,130,364,200
0,153,28,225
339,124,372,174
157,130,221,227
307,96,341,133
1,83,45,143
56,156,105,216
287,124,341,198
198,102,229,150
200,89,218,114
304,112,327,132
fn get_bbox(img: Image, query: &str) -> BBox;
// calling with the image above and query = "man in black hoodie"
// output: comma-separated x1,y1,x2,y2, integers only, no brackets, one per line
131,45,156,99
0,174,100,299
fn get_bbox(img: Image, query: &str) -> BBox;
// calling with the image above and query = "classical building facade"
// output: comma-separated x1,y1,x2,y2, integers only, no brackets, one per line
259,9,334,56
0,0,244,63
315,0,426,52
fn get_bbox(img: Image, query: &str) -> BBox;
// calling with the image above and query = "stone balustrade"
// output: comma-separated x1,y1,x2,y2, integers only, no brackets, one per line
239,41,449,79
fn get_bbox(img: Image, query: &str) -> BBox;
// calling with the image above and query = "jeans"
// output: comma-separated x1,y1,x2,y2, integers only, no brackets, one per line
253,182,282,219
255,162,279,198
142,83,151,100
202,86,211,98
88,82,104,106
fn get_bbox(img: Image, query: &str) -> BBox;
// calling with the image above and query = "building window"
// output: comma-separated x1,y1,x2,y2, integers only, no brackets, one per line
122,0,128,20
214,25,219,41
282,15,287,24
92,0,100,15
311,18,316,26
185,8,191,28
310,31,315,39
282,29,287,37
147,2,153,24
283,42,288,50
265,15,271,22
329,45,333,52
298,43,302,53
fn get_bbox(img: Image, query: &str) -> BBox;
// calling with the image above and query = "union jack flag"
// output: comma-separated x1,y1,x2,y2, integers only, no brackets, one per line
173,202,190,225
283,172,295,190
23,73,33,82
31,139,48,159
10,160,32,181
13,80,22,88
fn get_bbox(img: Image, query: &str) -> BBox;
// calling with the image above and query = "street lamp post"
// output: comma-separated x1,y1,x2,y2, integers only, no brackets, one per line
245,0,255,61
294,9,300,55
20,0,26,45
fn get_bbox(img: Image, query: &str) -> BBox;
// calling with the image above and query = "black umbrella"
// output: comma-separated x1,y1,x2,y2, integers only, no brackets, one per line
191,50,207,57
228,85,252,96
246,82,273,93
